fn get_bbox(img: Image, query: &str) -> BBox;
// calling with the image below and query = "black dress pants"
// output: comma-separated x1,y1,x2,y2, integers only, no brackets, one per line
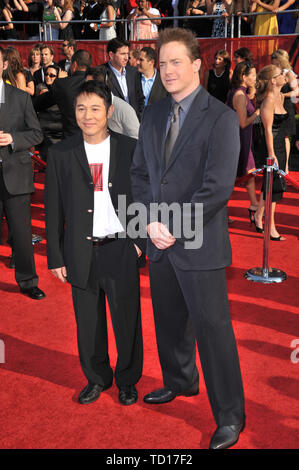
0,166,38,289
149,253,245,427
72,238,143,388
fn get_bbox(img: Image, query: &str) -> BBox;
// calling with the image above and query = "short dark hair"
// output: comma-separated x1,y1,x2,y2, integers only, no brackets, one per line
75,80,112,111
107,38,130,55
71,50,92,70
158,28,200,61
85,66,113,91
141,47,157,65
67,39,77,52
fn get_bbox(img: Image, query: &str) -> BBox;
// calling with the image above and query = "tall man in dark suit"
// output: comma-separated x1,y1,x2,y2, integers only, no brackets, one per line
131,28,245,449
102,38,144,120
45,81,144,406
137,47,168,106
0,46,45,300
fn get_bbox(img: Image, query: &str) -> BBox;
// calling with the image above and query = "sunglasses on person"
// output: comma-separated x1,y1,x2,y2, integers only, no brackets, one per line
62,43,69,47
45,73,57,78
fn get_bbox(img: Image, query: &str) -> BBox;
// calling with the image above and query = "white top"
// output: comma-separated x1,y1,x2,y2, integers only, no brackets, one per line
99,7,117,41
84,136,124,237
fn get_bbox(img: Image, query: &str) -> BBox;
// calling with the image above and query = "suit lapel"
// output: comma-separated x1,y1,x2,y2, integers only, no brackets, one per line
73,132,92,180
153,96,172,165
108,131,118,191
162,87,210,174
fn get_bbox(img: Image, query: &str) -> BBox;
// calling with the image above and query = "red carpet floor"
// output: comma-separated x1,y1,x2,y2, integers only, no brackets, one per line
0,171,298,450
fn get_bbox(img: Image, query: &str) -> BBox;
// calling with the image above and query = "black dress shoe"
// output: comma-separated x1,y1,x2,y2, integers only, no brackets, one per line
78,381,112,404
143,384,199,404
209,423,245,449
118,385,138,406
20,286,46,300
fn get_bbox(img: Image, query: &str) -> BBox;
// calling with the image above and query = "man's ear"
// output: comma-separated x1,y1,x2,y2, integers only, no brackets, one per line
193,58,201,74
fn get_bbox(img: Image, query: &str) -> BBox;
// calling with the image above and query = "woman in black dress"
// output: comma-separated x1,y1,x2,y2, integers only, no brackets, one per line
271,49,298,174
254,64,288,241
204,49,232,103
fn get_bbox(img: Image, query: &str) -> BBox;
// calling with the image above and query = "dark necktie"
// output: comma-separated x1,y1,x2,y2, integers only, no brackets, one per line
164,102,180,167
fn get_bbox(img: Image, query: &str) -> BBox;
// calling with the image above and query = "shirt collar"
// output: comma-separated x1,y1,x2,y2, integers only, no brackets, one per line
109,62,126,78
141,69,156,83
173,84,201,114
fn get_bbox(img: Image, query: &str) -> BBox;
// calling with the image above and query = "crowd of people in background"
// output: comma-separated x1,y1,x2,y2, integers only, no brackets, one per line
1,0,299,40
0,35,298,246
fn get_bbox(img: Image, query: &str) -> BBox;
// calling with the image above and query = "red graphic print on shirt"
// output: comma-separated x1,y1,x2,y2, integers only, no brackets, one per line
89,163,103,191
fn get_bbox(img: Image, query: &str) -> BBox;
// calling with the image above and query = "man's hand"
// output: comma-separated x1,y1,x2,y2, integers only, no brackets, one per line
147,222,176,250
0,131,13,147
58,70,68,78
51,266,67,283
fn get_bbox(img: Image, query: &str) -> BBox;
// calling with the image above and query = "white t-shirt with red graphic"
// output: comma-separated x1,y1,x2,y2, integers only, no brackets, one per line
84,136,124,237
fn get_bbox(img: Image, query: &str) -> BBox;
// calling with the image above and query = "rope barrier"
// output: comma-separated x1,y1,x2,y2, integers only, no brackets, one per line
31,151,46,169
236,167,299,191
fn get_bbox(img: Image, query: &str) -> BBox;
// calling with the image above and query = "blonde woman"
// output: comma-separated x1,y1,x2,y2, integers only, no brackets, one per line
254,64,288,241
271,49,298,174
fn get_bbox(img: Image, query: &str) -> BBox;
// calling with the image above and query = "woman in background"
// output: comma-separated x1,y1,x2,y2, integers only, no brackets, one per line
204,49,232,103
271,49,298,174
227,61,260,222
250,0,280,35
3,46,33,95
254,64,288,241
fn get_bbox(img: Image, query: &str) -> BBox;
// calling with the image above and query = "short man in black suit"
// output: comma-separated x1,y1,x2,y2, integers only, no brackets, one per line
137,47,168,106
102,38,144,120
45,81,144,406
0,46,45,300
131,28,245,449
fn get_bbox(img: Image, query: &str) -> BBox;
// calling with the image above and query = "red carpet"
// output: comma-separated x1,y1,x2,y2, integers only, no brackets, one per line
0,171,298,450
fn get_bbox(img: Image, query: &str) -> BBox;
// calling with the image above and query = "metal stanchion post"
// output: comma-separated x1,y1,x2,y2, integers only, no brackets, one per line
244,157,287,283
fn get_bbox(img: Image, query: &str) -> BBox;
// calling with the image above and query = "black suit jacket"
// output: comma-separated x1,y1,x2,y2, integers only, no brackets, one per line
0,84,43,195
131,86,240,270
139,70,168,105
45,130,146,289
103,63,144,121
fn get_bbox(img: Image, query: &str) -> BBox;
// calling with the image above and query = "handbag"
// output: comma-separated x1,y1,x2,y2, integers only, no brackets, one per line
262,168,287,195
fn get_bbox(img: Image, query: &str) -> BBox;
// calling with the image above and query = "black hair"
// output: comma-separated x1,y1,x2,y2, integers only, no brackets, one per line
85,65,113,91
141,46,157,65
75,80,112,110
71,50,92,70
107,38,130,55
